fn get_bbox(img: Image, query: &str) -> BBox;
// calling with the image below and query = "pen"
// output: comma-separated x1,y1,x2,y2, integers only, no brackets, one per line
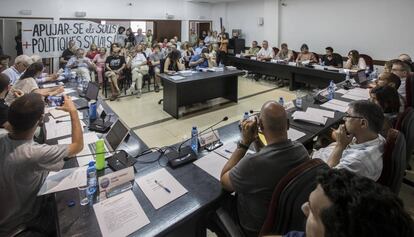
224,149,232,154
154,180,171,193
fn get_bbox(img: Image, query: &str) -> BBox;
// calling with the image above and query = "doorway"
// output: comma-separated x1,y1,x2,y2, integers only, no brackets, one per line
189,21,212,40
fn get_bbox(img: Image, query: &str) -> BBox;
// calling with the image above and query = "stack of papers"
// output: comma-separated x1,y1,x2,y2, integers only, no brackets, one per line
136,168,188,209
93,190,149,237
292,111,328,125
170,75,185,80
45,117,85,140
320,99,349,112
194,152,228,181
288,128,306,141
341,88,370,100
37,166,87,196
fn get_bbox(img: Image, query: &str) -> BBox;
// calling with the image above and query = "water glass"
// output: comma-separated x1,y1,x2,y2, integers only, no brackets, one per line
78,186,89,206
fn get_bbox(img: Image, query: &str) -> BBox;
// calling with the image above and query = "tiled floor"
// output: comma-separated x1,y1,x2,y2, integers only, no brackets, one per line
105,76,414,228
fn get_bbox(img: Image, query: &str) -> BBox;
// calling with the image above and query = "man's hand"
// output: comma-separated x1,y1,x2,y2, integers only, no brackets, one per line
334,124,353,149
240,119,258,145
57,95,77,113
12,89,24,98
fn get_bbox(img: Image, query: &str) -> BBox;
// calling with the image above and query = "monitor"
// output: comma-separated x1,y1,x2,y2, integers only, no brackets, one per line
105,119,129,151
355,70,367,84
85,82,99,101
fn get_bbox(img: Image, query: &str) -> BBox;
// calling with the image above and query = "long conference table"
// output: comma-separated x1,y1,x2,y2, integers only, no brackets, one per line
224,55,347,91
48,81,358,236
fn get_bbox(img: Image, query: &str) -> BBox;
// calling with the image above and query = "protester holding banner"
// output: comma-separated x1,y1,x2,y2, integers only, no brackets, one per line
105,47,125,101
92,48,107,88
59,40,76,68
67,48,93,82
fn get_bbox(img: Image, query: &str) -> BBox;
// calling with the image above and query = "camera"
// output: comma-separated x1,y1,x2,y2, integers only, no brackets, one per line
47,96,64,107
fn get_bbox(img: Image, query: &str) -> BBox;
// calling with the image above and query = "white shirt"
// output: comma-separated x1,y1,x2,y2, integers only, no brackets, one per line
257,47,274,59
312,135,386,181
398,78,406,99
131,53,147,68
2,66,22,85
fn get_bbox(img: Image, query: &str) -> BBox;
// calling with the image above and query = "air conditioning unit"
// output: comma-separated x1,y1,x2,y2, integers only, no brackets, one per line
75,11,87,18
166,14,175,20
19,10,32,16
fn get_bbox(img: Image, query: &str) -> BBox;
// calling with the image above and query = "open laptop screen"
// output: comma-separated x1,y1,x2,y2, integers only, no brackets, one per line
105,119,129,151
85,82,99,101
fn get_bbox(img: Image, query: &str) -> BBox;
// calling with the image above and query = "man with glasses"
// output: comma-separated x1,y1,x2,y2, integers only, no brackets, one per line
312,100,386,181
1,55,32,85
391,60,412,106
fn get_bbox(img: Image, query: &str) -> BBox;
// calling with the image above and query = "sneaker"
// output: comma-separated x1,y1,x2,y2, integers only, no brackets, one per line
136,90,142,98
155,85,160,93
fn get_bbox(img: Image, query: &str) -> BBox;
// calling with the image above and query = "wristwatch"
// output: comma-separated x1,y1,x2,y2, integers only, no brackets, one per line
237,141,249,150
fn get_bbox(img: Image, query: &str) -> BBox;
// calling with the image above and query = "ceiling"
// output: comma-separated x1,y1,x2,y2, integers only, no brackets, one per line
188,0,247,3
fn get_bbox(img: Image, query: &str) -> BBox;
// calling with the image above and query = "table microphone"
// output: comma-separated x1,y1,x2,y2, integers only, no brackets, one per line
167,116,228,168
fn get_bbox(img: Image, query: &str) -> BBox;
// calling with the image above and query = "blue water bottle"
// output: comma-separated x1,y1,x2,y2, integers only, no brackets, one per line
327,80,335,100
87,161,97,203
296,93,303,109
89,102,97,121
278,97,284,106
243,112,249,121
191,126,198,154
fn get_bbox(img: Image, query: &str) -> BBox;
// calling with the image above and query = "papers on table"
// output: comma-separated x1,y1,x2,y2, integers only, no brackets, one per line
306,107,335,118
336,89,349,95
214,142,237,159
288,128,306,141
63,88,76,94
292,111,327,125
49,108,69,119
37,166,87,196
170,75,185,80
136,168,188,209
45,118,85,140
320,99,349,112
42,83,59,88
58,132,101,166
340,88,370,101
93,190,150,237
194,152,228,181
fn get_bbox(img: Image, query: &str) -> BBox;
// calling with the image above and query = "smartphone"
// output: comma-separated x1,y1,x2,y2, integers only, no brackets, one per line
47,96,64,107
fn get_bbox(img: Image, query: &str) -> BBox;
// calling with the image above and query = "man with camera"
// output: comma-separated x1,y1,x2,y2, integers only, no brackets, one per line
219,101,309,236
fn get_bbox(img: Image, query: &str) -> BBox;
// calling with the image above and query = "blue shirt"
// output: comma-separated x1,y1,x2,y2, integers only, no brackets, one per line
190,54,209,68
194,46,205,55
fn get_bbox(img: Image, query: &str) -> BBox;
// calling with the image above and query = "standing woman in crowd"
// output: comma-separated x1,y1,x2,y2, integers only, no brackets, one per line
344,49,367,70
92,47,108,89
164,49,185,73
5,62,63,105
218,33,229,65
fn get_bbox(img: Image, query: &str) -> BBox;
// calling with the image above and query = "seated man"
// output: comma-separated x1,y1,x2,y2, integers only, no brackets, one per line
244,41,260,57
257,40,274,61
194,40,205,55
59,40,76,68
149,44,164,92
0,54,11,73
1,55,31,85
277,169,414,237
127,44,149,98
66,48,93,82
189,48,211,68
105,47,126,101
275,43,294,61
220,101,309,236
398,53,414,72
373,72,404,112
321,47,343,68
391,60,412,107
0,93,84,236
0,74,23,129
312,100,385,181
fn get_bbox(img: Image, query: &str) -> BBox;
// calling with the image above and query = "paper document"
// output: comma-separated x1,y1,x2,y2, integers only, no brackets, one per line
63,88,76,94
45,118,85,140
320,99,349,112
341,88,370,100
170,75,185,80
58,132,102,166
306,107,335,118
292,111,327,125
37,166,87,196
288,128,306,141
194,152,228,180
93,190,150,237
214,142,255,159
42,83,59,88
336,89,349,95
136,168,188,209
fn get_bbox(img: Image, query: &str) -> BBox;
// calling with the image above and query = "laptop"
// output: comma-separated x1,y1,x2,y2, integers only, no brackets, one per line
353,70,369,86
74,82,99,110
87,119,130,158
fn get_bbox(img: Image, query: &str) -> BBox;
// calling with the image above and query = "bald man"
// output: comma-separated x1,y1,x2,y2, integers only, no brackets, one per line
220,101,309,236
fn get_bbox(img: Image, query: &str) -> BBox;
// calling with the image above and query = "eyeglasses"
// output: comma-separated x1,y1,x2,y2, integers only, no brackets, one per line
343,113,364,120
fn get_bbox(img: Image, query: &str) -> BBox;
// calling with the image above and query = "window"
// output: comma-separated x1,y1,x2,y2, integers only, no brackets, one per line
130,21,146,35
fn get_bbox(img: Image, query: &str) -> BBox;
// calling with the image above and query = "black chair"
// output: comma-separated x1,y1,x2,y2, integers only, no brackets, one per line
377,129,406,194
360,54,374,72
395,108,414,170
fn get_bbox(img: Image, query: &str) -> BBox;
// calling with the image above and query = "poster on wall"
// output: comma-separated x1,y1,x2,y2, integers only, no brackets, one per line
21,20,118,58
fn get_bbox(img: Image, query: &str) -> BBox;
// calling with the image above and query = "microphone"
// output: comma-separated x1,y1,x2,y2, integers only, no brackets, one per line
167,116,228,167
250,110,260,114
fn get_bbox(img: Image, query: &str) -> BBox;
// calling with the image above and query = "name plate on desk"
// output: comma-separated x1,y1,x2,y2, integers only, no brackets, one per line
199,130,220,148
98,167,134,198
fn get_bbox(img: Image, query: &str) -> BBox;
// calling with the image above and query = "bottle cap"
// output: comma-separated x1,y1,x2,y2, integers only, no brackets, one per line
88,161,96,167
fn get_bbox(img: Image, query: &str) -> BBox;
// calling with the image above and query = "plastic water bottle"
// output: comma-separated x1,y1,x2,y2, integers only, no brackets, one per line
243,112,249,121
296,94,303,109
327,80,335,100
191,126,198,154
64,67,70,79
87,161,97,202
370,68,379,80
278,97,284,106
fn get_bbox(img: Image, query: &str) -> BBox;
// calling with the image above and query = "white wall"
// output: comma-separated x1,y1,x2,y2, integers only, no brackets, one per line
211,0,279,47
279,0,414,60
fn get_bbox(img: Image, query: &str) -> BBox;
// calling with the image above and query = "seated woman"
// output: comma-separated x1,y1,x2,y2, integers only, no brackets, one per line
296,44,317,63
370,85,401,136
164,49,185,73
5,62,63,105
92,47,107,88
344,50,367,70
86,43,98,60
30,54,59,84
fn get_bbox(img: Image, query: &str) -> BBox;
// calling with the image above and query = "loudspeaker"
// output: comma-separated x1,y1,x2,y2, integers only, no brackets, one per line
258,17,264,26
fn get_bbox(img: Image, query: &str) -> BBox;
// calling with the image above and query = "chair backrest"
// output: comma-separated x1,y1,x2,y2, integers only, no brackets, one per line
273,47,280,56
360,54,374,71
312,52,319,62
377,129,406,193
401,109,414,168
292,51,298,61
406,76,413,108
259,159,329,236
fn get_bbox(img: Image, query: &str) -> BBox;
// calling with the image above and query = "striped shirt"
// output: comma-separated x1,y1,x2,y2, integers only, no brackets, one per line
312,135,385,181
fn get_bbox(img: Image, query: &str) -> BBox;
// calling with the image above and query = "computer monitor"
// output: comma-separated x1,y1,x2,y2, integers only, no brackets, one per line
85,82,99,101
104,119,129,151
355,70,367,84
